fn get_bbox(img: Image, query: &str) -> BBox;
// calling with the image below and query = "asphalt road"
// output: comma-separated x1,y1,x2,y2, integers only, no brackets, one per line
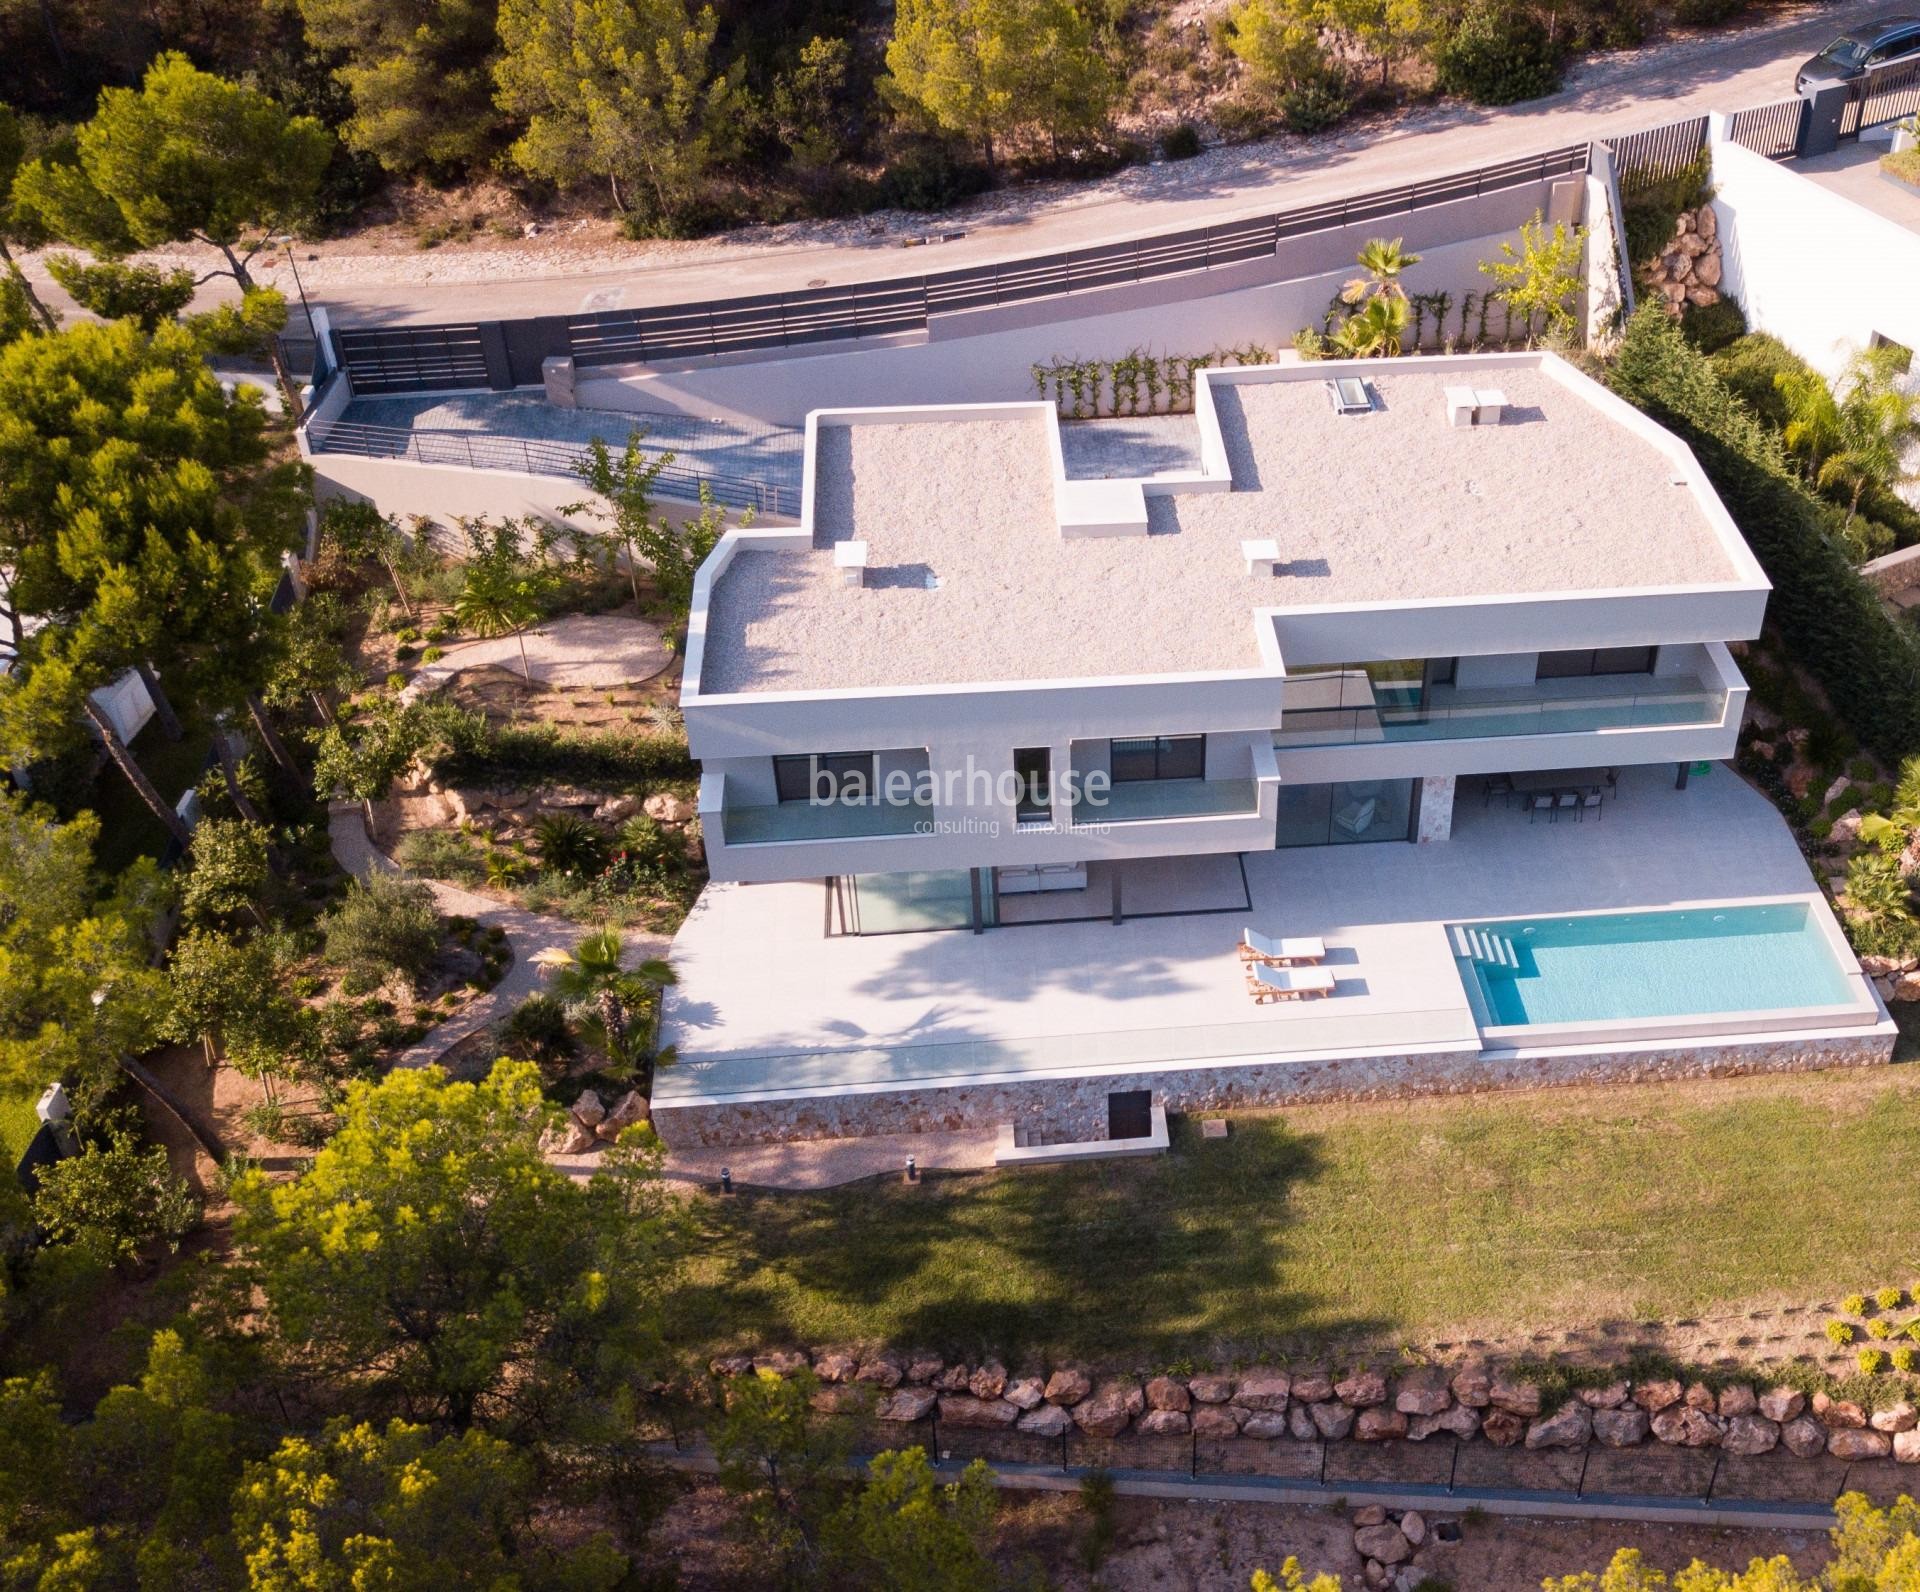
19,1,1887,330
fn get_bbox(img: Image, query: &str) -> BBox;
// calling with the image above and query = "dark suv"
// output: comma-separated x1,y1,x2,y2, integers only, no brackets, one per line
1796,15,1920,91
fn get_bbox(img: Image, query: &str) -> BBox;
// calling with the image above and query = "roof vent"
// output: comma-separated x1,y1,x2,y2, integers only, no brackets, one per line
834,540,869,588
1445,386,1510,427
1328,377,1373,415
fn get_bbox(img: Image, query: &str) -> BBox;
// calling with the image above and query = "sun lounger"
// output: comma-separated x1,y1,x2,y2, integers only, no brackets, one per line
1238,928,1328,965
1245,963,1337,1003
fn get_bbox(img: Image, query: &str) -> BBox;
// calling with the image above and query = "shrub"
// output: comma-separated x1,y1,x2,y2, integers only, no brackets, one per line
1608,307,1920,763
385,671,407,692
500,994,576,1070
421,646,445,663
1896,1346,1919,1374
1710,333,1811,432
1910,1318,1920,1341
1883,146,1920,188
1672,0,1744,23
395,828,487,887
532,812,608,876
1852,758,1881,783
1870,1319,1896,1340
1161,123,1203,160
1844,1293,1870,1318
32,1132,200,1268
1680,296,1746,355
1828,1320,1857,1346
1879,1286,1906,1310
322,872,442,994
1278,68,1352,133
1859,1348,1888,1374
1433,1,1561,106
433,723,697,791
880,142,991,213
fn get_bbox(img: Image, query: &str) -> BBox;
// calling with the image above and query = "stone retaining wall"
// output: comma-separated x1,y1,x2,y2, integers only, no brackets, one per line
654,1030,1892,1147
712,1348,1920,1470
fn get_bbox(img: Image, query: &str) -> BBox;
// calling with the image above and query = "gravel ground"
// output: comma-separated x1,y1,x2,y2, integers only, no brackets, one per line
699,363,1738,693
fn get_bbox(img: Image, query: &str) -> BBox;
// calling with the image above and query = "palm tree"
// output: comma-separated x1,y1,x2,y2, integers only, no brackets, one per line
533,929,677,1092
1777,346,1920,530
1341,237,1422,307
1329,295,1410,359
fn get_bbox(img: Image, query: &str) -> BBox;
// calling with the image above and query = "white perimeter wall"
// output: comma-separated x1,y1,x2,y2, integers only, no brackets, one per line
1711,136,1920,378
570,186,1585,428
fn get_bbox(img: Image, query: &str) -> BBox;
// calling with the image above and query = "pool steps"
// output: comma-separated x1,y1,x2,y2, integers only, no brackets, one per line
1451,924,1521,971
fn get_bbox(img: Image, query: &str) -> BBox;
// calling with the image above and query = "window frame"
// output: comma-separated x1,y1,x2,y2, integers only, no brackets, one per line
1013,747,1053,825
1108,734,1207,783
773,751,880,805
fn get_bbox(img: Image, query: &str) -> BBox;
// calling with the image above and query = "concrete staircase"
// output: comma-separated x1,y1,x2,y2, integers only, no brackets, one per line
1450,924,1521,971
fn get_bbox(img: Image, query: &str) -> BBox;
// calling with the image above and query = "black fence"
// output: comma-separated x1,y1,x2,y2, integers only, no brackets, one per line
1727,98,1809,161
1842,53,1920,137
327,144,1588,395
1607,116,1711,184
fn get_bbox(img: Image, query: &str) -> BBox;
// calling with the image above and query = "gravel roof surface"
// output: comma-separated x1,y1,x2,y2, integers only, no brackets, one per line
698,364,1738,695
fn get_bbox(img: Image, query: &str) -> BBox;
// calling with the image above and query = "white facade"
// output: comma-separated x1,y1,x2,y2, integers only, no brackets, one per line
682,353,1770,895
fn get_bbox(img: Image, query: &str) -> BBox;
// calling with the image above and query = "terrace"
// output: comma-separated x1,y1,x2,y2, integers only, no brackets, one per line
655,765,1879,1113
309,390,805,516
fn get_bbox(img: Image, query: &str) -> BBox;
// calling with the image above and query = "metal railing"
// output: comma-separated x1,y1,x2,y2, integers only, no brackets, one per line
1727,98,1808,160
1070,777,1261,826
327,144,1588,394
306,417,794,517
720,798,934,847
1607,116,1711,184
1842,53,1920,136
1271,680,1730,749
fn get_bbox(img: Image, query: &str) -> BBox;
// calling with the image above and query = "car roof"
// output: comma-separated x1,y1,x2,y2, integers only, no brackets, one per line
1851,14,1920,39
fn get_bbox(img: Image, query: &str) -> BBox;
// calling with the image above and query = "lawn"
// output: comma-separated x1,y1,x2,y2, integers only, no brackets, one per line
678,1068,1920,1367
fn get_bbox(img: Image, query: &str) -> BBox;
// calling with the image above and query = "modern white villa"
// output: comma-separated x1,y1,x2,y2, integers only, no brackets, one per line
640,352,1895,1148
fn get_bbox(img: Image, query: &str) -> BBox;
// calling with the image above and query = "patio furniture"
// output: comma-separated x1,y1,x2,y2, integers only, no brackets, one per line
1580,788,1604,821
1485,772,1515,808
1332,797,1377,837
1245,963,1337,1003
1526,791,1555,823
1238,928,1328,965
1554,791,1580,821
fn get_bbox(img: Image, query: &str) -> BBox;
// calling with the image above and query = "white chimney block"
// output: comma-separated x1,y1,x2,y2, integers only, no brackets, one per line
36,1082,69,1124
1242,538,1281,576
1472,388,1508,425
834,540,870,588
1444,385,1478,428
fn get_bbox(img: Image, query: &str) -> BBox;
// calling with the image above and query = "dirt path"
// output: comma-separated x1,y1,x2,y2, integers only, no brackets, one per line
327,804,671,1069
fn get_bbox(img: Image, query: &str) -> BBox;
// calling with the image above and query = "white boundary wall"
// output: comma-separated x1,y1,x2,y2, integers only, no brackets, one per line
1709,131,1920,377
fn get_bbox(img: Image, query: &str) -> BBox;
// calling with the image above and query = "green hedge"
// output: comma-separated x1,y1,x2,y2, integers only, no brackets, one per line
1608,306,1920,762
434,724,697,791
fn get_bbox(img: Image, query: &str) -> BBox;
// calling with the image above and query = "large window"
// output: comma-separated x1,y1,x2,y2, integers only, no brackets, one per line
1535,648,1657,680
1274,778,1419,847
774,751,878,804
1110,735,1206,783
1013,747,1052,825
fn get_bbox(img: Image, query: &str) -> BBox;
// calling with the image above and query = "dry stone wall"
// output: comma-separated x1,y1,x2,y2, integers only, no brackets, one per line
709,1348,1920,1470
655,1029,1893,1148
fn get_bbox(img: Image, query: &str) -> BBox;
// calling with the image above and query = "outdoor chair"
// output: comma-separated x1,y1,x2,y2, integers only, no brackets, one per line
1580,788,1604,821
1245,963,1338,1003
1485,773,1514,808
1554,791,1580,822
1238,928,1328,966
1332,797,1377,837
1525,792,1555,823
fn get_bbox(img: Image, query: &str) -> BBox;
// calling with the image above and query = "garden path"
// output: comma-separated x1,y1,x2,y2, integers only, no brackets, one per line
404,612,672,697
327,804,670,1070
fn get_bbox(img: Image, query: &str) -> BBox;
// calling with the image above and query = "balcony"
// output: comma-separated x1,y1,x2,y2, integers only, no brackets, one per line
1272,674,1728,750
1072,777,1260,826
721,796,932,846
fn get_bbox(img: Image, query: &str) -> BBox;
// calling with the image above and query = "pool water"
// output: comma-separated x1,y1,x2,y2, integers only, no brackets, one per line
1455,904,1857,1027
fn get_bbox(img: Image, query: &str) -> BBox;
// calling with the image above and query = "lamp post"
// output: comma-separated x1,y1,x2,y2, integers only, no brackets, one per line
270,233,317,342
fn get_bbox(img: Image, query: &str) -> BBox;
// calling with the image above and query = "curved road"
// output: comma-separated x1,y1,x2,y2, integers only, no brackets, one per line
20,1,1882,329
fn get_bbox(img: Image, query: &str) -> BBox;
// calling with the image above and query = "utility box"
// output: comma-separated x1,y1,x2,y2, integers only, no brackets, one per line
542,354,578,409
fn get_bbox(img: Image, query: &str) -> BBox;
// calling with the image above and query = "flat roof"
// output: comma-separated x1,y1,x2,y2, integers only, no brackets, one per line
695,357,1747,695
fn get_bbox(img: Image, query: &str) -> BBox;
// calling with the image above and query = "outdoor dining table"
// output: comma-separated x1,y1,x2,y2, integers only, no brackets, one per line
1507,768,1610,794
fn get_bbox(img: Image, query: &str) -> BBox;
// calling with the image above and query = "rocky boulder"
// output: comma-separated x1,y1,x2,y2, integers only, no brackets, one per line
1192,1405,1244,1438
1759,1387,1806,1423
1451,1362,1492,1407
1016,1403,1071,1438
1593,1408,1650,1448
1870,1402,1918,1434
1353,1525,1412,1566
1896,1429,1920,1465
1488,1371,1542,1417
878,1387,936,1422
1145,1375,1191,1412
1482,1411,1526,1447
1243,1411,1292,1440
1309,1401,1355,1440
596,1089,648,1140
1291,1367,1334,1404
1781,1416,1828,1458
1045,1367,1093,1406
1355,1407,1409,1442
1526,1402,1592,1450
1828,1428,1893,1461
1137,1408,1191,1437
968,1361,1008,1400
1721,1415,1780,1456
938,1395,1020,1429
855,1354,905,1389
1633,1379,1683,1413
753,1349,809,1377
1395,1367,1452,1415
1188,1373,1235,1404
1651,1407,1722,1448
1815,1393,1869,1430
1410,1405,1481,1441
812,1349,858,1384
643,792,695,825
906,1352,945,1385
1716,1383,1758,1418
1579,1381,1630,1410
1072,1379,1144,1437
569,1089,606,1128
1237,1369,1293,1411
1003,1376,1046,1411
1335,1368,1388,1408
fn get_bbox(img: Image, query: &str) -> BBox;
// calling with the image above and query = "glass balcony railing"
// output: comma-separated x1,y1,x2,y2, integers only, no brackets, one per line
1071,777,1260,826
722,798,932,846
1272,678,1728,750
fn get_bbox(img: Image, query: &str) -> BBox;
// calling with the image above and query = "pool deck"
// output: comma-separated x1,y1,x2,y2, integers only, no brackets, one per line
656,764,1886,1117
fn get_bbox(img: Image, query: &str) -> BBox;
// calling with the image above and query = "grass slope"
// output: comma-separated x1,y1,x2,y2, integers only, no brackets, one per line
680,1069,1920,1366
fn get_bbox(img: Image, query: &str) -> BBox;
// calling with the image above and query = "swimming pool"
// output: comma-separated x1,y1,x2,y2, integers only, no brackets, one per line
1452,903,1865,1032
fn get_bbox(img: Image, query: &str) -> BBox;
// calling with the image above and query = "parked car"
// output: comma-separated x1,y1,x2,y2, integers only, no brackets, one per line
1795,15,1920,92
